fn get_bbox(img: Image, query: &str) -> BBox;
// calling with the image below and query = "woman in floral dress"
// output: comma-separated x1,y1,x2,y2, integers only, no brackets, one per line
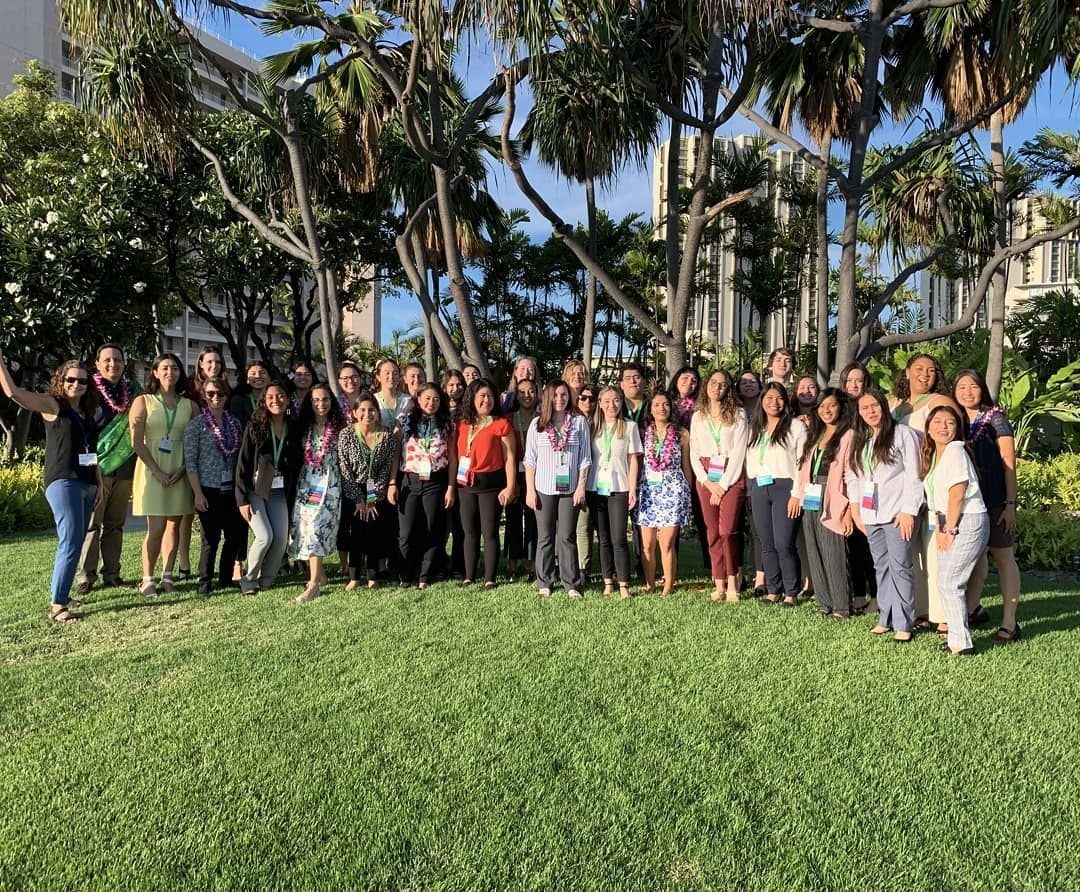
635,391,693,596
291,383,346,603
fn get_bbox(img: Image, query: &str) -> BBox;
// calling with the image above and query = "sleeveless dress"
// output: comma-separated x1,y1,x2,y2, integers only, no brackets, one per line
132,394,195,516
635,434,692,528
290,434,343,560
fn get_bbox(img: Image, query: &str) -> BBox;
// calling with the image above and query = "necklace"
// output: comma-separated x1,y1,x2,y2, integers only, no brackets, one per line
546,413,573,452
643,423,677,471
304,421,336,468
94,374,132,413
201,407,239,456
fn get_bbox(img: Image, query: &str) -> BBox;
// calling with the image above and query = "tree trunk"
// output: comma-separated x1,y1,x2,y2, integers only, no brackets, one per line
815,135,832,386
583,175,598,373
424,266,439,380
986,111,1008,401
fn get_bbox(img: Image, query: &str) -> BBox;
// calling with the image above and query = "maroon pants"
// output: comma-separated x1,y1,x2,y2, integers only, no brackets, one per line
696,478,746,579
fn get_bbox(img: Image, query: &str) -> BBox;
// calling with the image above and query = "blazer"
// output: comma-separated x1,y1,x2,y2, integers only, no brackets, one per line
235,417,300,507
795,429,852,536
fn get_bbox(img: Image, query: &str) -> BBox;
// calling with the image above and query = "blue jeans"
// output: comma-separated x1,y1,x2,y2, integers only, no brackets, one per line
45,478,97,606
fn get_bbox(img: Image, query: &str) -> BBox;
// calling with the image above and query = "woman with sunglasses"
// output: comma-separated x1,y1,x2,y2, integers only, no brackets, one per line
130,354,197,596
505,377,539,582
183,377,244,596
290,383,346,602
574,384,598,584
0,350,101,622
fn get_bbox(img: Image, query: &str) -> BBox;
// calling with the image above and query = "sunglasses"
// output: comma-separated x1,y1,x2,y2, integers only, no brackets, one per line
64,376,89,386
578,394,595,402
204,391,226,400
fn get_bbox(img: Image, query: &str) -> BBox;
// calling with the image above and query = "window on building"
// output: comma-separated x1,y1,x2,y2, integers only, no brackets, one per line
1050,242,1061,282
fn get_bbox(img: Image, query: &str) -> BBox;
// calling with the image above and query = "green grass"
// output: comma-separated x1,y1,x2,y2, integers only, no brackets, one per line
1,532,1079,890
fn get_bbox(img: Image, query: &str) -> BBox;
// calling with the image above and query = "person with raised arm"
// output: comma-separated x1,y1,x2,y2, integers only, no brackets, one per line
0,350,101,622
129,353,197,597
76,343,141,595
183,376,244,596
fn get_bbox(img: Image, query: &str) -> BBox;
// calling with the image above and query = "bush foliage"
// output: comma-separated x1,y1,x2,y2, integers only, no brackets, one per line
0,462,51,532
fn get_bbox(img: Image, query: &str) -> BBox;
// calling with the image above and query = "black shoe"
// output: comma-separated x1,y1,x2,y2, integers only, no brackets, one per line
968,605,991,627
75,580,93,597
197,582,213,596
176,569,193,582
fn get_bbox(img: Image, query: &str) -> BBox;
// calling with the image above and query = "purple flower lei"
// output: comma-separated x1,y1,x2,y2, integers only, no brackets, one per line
643,423,677,471
304,421,338,468
93,373,132,413
202,406,240,456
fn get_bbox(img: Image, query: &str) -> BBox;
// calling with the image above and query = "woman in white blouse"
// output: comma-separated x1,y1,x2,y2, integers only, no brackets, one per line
745,382,808,607
920,405,989,655
525,380,592,598
846,390,924,643
689,369,749,603
586,387,643,599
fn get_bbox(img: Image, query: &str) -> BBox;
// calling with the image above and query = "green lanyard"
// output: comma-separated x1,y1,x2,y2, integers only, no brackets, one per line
601,424,615,466
249,394,259,413
862,441,875,476
467,417,491,456
356,427,379,478
418,418,435,452
757,433,771,465
158,395,179,437
627,402,643,422
926,452,939,505
705,418,724,451
515,411,531,442
653,427,666,459
811,444,826,479
270,425,285,469
377,393,396,428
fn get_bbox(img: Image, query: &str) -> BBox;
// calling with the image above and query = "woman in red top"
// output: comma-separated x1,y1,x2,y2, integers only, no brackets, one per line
455,379,516,587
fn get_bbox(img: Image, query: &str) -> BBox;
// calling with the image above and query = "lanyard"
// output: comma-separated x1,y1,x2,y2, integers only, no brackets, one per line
377,393,397,427
467,417,491,456
515,410,531,441
158,395,179,437
356,426,379,478
68,407,90,451
757,433,771,465
270,425,285,469
601,424,615,465
811,444,825,479
626,401,643,422
926,452,939,505
862,440,877,476
418,418,436,452
705,417,724,450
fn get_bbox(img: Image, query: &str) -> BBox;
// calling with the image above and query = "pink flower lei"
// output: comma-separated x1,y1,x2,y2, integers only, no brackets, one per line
201,406,240,456
643,422,678,471
304,420,338,468
968,406,1003,441
674,396,695,427
545,413,573,452
93,372,132,413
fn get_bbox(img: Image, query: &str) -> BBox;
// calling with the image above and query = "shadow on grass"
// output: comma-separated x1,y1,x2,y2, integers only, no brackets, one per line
1014,592,1080,640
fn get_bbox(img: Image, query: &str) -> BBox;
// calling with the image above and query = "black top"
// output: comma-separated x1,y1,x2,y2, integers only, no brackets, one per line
235,417,301,505
966,408,1013,509
44,405,98,487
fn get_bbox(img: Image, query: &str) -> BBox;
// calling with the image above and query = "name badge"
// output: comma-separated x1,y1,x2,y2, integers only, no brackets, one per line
802,482,823,512
366,479,379,504
456,456,471,487
415,459,432,481
158,437,173,454
554,452,571,494
928,513,937,532
271,473,285,490
707,454,727,483
861,481,877,511
304,475,328,509
596,469,613,497
518,460,525,474
646,468,663,489
78,452,98,467
220,472,233,490
756,473,774,487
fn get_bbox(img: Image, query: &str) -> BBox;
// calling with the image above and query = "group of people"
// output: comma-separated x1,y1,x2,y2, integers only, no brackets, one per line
1,345,1022,655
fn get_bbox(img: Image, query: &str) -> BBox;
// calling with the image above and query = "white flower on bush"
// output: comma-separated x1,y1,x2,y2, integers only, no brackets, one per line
45,211,59,224
129,237,143,250
4,282,21,295
44,249,56,261
133,281,147,293
100,168,109,179
81,153,90,163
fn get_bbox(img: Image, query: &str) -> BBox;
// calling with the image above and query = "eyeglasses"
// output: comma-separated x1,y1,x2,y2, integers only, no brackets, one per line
578,395,595,402
339,375,360,383
64,376,89,386
204,391,226,400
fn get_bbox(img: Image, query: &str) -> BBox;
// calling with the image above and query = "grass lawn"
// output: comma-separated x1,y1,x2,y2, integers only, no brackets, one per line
1,531,1078,890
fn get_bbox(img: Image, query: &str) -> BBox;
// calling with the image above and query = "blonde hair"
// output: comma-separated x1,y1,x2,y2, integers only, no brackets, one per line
591,386,627,439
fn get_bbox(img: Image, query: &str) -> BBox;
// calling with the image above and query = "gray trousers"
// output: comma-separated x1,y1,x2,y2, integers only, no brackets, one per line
535,492,581,591
866,522,915,633
77,474,132,585
937,513,990,651
803,508,852,615
243,491,290,589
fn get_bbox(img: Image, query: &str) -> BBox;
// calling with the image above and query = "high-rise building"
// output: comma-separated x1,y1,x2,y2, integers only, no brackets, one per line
651,133,815,357
0,0,380,373
920,195,1080,328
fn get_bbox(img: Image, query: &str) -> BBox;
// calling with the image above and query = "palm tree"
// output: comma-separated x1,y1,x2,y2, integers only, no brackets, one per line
519,41,660,371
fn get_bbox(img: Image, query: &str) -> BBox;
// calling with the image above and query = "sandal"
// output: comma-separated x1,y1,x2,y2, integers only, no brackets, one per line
936,624,949,638
709,591,724,603
968,605,991,627
913,616,932,632
49,606,80,623
618,583,632,600
725,592,740,603
602,581,615,597
992,624,1022,644
484,581,497,590
538,588,552,598
140,580,158,598
762,594,781,605
870,625,890,635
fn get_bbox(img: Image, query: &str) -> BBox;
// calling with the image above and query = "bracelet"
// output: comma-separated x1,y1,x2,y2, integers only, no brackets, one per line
942,525,960,536
1004,500,1016,506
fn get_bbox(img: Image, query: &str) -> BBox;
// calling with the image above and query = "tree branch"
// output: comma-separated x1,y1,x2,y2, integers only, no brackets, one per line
794,13,859,34
883,0,968,28
295,47,368,92
700,187,758,226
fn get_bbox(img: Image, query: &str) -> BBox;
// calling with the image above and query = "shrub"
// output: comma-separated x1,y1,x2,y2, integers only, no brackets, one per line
1016,459,1057,511
0,462,52,532
1049,453,1080,512
1014,508,1080,572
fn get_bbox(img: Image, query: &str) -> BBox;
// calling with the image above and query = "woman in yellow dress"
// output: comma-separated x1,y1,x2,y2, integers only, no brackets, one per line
130,353,197,596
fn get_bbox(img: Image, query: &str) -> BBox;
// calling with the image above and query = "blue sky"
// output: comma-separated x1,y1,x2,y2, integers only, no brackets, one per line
206,11,1080,343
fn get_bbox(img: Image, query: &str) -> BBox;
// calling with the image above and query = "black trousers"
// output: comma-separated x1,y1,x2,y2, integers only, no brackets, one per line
504,497,537,562
197,487,246,588
848,528,878,600
458,486,503,583
349,499,394,580
337,496,355,556
747,477,801,598
590,490,631,583
398,471,448,583
535,492,581,591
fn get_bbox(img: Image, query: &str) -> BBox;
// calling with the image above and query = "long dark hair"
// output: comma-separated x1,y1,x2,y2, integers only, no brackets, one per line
893,353,949,401
749,381,794,448
848,389,898,474
952,368,995,411
249,383,292,442
297,382,345,436
839,361,869,397
919,404,971,478
144,353,188,396
403,383,452,438
666,365,700,402
47,360,99,417
643,390,679,431
799,388,848,467
461,378,503,425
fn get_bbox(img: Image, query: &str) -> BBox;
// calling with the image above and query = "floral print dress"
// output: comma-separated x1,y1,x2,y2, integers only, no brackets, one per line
635,423,691,528
290,424,342,560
